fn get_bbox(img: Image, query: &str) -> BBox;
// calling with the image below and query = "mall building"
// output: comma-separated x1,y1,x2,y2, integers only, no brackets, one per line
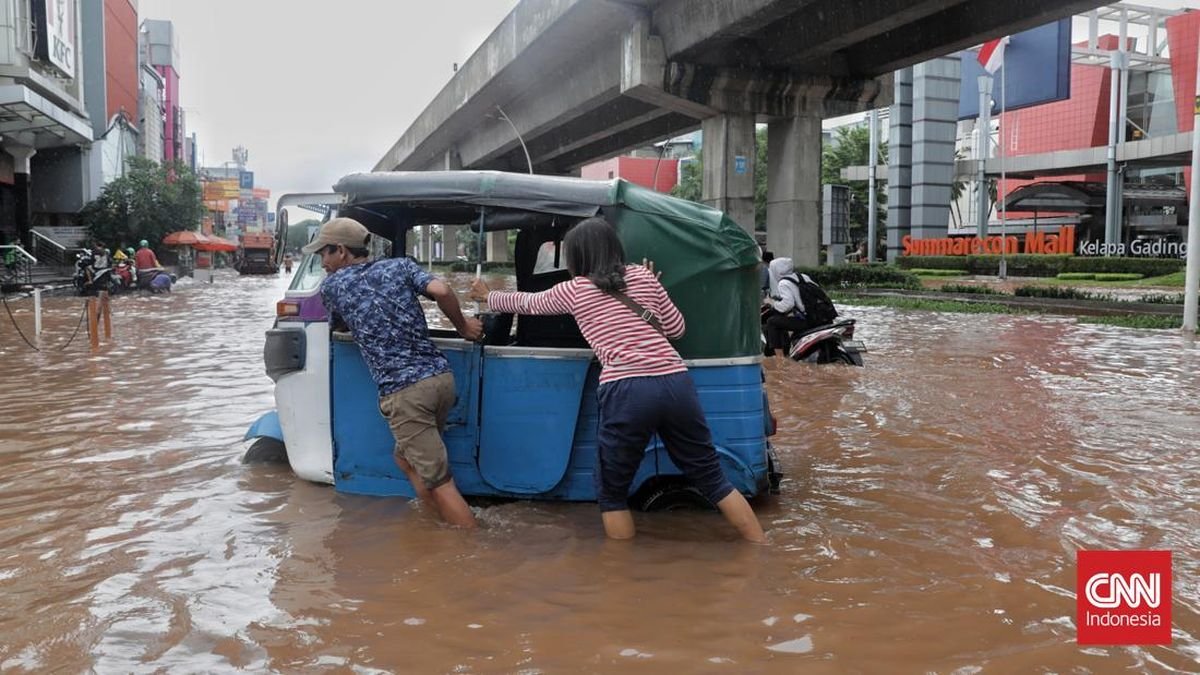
834,3,1200,260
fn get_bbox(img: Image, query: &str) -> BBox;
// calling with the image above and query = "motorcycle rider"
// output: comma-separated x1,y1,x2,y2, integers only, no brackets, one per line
134,240,164,289
763,257,827,357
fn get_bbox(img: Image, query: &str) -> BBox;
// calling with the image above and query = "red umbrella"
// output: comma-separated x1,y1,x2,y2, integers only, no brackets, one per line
194,235,238,253
162,231,212,247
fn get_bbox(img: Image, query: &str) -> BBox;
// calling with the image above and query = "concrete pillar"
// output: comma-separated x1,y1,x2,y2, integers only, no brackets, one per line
486,230,509,263
420,226,433,263
887,67,913,262
442,148,463,261
766,113,822,267
441,225,461,260
405,229,417,257
5,143,36,250
701,113,756,233
909,56,960,241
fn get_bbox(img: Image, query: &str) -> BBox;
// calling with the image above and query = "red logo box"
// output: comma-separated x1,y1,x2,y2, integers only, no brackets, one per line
1077,550,1172,645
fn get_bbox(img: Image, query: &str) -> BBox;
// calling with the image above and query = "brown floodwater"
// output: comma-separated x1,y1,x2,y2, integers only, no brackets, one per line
1,271,1197,673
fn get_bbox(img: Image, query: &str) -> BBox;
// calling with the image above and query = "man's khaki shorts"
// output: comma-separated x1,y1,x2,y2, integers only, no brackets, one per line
378,372,456,489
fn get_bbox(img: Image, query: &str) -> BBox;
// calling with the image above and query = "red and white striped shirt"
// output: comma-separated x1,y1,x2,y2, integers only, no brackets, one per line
487,265,688,384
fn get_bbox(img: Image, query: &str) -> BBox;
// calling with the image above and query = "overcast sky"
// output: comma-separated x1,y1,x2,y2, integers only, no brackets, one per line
138,0,1197,212
137,0,520,209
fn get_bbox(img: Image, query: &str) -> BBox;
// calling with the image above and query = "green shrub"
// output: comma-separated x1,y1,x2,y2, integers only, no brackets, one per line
895,256,968,271
899,254,1071,276
1063,257,1184,277
1093,273,1144,282
939,283,1003,295
900,254,1184,278
1077,315,1181,330
1137,293,1184,304
1056,272,1095,280
911,268,968,276
797,264,921,290
1014,285,1113,301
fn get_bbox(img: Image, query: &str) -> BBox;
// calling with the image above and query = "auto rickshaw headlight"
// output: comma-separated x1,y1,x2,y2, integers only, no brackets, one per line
276,300,300,318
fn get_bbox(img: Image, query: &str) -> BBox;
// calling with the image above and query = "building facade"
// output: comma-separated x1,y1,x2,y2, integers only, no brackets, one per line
0,0,94,246
140,19,181,163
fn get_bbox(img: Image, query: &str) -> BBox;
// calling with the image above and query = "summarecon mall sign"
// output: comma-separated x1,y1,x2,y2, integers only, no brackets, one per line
901,226,1187,257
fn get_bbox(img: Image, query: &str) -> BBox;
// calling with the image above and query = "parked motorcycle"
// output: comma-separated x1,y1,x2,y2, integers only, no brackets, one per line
73,251,119,296
113,259,135,291
786,319,866,366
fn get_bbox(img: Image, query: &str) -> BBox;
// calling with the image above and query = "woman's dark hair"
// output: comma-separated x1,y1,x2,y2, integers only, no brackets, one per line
562,217,627,291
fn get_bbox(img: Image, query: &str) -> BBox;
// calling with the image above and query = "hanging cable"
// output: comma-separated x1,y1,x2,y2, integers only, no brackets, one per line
2,294,89,352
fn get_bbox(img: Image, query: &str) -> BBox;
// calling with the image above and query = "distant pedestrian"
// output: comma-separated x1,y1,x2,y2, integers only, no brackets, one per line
470,217,765,543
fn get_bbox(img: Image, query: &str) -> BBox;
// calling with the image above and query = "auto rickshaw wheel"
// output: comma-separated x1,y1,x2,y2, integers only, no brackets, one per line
243,437,288,464
631,479,715,512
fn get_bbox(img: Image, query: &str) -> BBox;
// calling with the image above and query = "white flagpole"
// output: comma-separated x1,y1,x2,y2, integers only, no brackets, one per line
999,38,1008,280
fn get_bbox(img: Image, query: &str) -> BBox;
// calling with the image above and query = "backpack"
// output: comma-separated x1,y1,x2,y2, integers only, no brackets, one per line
781,273,838,325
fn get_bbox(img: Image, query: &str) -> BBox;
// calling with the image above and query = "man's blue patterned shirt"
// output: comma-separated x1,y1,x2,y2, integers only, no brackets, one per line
319,257,450,396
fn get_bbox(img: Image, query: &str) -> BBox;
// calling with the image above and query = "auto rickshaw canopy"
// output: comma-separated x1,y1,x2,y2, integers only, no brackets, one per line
333,171,761,359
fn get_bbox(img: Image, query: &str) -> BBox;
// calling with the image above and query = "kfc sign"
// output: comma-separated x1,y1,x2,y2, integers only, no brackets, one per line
33,0,76,78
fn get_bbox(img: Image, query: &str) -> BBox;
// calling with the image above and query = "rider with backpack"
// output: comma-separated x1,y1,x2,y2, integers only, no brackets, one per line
763,257,838,357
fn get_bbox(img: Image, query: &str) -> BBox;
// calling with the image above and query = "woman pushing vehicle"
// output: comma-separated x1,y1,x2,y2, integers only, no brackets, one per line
470,217,765,543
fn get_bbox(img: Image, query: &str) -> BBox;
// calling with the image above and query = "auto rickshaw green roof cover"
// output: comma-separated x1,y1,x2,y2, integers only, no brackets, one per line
336,171,761,359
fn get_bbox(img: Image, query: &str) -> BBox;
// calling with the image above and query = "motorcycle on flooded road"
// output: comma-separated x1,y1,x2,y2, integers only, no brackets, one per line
72,251,120,296
786,319,866,366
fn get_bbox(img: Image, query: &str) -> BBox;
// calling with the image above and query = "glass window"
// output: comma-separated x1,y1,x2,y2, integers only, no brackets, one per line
289,252,326,291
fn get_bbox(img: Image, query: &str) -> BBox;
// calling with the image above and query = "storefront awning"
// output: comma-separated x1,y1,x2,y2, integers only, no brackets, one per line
1001,181,1106,213
0,85,93,148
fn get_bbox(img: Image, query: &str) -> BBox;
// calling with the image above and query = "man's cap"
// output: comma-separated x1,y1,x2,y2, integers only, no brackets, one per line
301,218,371,254
139,240,148,247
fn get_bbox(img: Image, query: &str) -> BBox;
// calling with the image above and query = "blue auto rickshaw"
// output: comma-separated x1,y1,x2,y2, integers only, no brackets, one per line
248,171,780,509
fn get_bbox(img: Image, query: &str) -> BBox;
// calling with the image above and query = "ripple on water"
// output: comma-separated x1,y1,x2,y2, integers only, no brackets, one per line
0,279,1197,672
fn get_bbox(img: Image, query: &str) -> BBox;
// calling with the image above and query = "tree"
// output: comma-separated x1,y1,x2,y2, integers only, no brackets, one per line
671,129,768,231
670,151,702,203
82,157,204,250
820,125,887,245
755,127,767,230
287,219,320,251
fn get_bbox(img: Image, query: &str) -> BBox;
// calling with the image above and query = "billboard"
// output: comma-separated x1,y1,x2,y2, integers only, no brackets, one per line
239,171,255,189
958,19,1071,119
203,180,240,201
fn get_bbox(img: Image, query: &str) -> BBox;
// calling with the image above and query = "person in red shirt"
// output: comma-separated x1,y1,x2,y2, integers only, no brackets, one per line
469,217,764,543
134,239,161,270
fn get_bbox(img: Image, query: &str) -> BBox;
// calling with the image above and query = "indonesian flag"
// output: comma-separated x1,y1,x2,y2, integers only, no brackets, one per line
978,37,1008,74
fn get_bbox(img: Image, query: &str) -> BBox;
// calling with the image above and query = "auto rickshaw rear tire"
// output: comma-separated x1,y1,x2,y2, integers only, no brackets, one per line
631,479,715,512
243,437,288,464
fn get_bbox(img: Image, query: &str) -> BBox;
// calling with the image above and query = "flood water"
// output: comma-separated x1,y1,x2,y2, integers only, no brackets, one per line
1,271,1197,673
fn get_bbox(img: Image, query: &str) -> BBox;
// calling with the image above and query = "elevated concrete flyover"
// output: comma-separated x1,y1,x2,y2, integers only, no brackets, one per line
377,0,1108,265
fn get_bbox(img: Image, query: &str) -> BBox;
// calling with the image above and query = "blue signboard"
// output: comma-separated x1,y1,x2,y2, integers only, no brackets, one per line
734,155,747,175
239,171,254,190
958,19,1071,119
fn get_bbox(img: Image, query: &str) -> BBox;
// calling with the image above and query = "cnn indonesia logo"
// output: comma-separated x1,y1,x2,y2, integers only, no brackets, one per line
1077,550,1172,645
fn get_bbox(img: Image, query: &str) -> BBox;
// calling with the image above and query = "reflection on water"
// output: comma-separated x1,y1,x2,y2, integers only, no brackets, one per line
0,272,1197,672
